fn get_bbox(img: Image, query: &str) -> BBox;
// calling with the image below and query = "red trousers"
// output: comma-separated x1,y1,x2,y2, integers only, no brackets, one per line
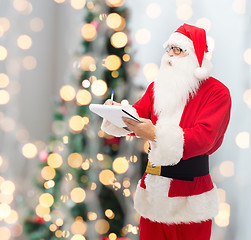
139,217,212,240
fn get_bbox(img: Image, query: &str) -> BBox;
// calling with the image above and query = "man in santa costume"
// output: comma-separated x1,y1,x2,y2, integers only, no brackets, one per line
101,23,231,240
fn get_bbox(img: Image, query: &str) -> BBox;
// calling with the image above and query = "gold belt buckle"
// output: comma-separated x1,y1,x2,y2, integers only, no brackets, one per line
145,160,161,176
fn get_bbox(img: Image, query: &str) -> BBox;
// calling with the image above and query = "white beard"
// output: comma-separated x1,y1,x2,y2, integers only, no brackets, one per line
153,52,203,117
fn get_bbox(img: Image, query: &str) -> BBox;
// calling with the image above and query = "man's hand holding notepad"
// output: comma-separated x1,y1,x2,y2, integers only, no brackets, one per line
89,103,141,130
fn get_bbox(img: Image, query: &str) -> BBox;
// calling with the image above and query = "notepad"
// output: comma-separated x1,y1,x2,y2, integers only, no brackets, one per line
89,104,141,128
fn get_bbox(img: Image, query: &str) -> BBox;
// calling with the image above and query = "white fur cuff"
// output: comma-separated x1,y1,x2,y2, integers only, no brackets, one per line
149,121,184,166
101,119,131,137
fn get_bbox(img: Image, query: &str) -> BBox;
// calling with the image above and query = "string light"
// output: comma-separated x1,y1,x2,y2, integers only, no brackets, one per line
71,218,87,234
69,115,85,132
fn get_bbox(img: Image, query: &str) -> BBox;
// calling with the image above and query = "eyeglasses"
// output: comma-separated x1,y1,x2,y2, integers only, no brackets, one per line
165,45,185,55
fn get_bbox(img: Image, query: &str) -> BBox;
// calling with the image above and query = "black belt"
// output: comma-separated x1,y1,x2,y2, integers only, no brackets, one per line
145,153,209,181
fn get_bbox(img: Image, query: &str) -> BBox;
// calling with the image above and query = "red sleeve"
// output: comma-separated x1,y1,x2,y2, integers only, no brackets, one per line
183,87,231,160
132,82,153,119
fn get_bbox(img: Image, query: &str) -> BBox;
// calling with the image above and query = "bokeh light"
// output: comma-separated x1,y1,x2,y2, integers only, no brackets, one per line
146,3,161,18
17,34,32,50
243,48,251,65
214,202,230,227
35,204,50,218
70,0,86,10
22,143,38,159
69,115,85,132
81,24,97,41
0,90,10,104
76,89,92,105
0,18,10,33
111,32,128,48
0,180,15,195
47,153,63,168
105,0,125,7
135,29,151,45
30,17,44,32
80,56,96,71
39,193,54,207
99,169,115,185
0,227,11,240
71,219,87,234
4,209,18,224
232,0,246,14
0,73,9,88
41,166,56,180
196,18,211,32
0,45,8,60
82,79,90,88
176,3,193,20
60,85,76,101
143,63,159,82
103,55,121,71
112,157,129,174
219,161,235,177
235,131,250,149
70,187,86,203
243,88,251,108
68,153,83,168
105,209,115,219
91,79,108,96
71,234,86,240
22,56,37,70
106,13,122,29
95,219,110,234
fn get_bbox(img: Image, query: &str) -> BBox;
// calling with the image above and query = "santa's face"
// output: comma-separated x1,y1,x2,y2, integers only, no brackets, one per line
153,49,200,117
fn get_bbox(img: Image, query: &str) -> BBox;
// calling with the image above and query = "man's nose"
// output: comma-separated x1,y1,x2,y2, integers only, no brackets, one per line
168,49,174,57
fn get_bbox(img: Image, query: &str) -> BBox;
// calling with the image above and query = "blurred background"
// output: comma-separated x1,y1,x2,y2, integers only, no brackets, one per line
0,0,251,239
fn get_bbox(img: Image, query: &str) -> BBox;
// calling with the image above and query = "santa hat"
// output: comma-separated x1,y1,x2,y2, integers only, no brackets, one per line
164,23,211,80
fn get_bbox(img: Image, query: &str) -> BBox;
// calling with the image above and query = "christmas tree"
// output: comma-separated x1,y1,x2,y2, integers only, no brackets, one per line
24,0,147,239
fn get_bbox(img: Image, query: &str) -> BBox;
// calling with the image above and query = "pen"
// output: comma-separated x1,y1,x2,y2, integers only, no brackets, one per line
111,90,114,105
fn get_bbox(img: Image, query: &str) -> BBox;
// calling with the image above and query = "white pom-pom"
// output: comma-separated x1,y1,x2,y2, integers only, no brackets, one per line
194,67,210,80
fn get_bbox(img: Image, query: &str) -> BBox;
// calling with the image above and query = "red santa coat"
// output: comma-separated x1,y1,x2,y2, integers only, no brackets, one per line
132,77,231,224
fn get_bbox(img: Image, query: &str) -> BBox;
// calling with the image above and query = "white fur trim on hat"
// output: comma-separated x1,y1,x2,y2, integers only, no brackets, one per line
134,179,219,224
194,57,212,80
163,32,194,53
149,120,184,166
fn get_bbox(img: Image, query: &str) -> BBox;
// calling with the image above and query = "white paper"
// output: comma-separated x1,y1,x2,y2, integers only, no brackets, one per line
89,104,140,128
